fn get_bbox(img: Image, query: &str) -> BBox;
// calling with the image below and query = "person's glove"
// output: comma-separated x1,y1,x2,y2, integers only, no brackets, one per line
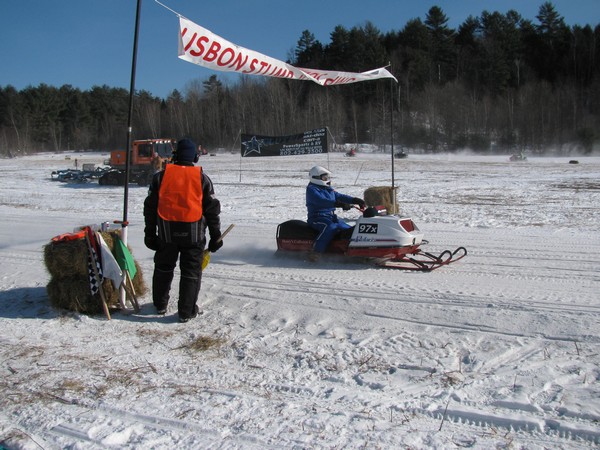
144,235,161,251
352,197,366,209
208,237,223,253
335,200,352,211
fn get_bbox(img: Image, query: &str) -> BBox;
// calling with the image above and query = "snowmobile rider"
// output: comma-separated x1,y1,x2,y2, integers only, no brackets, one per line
143,138,222,323
306,165,366,255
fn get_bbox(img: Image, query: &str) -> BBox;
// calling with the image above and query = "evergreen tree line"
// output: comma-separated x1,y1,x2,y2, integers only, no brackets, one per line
1,2,598,156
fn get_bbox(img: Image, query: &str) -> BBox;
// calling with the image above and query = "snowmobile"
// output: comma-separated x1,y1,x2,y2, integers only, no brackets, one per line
509,152,527,162
276,206,466,271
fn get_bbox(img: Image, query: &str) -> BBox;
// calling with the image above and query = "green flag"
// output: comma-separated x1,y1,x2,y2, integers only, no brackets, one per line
114,236,137,279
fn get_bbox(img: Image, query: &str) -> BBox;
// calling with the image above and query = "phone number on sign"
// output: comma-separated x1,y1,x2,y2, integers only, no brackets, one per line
279,148,325,156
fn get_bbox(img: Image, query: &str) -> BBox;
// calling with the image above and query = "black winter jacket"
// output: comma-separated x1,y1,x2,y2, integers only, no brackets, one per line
143,162,221,247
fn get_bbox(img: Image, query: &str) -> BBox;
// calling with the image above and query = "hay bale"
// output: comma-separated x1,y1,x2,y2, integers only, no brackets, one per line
131,260,147,295
44,238,88,277
47,276,119,314
43,230,120,278
364,186,399,214
99,229,118,249
44,228,147,315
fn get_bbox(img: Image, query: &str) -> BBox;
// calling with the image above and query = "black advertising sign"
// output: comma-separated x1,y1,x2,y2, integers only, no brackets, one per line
241,128,327,157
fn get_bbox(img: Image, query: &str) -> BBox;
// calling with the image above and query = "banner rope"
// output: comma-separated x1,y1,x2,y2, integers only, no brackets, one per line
154,0,186,19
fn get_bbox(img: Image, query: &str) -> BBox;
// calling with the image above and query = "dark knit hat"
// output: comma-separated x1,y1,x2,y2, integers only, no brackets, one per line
175,138,197,162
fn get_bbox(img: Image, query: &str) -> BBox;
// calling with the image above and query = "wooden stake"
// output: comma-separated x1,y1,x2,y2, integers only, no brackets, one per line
124,270,140,312
439,397,451,431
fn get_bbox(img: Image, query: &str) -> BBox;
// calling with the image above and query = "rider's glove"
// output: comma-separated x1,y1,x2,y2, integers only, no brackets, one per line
352,197,366,209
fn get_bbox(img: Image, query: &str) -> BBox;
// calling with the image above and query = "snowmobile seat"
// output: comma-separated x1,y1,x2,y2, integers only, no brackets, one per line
277,220,318,240
277,220,354,241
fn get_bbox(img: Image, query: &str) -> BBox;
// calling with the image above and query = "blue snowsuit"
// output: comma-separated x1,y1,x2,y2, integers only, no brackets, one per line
306,183,356,253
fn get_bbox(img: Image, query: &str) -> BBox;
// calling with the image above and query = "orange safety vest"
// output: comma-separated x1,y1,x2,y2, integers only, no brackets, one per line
157,165,203,222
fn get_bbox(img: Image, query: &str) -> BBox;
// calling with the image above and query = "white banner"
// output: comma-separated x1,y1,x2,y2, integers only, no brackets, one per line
178,17,397,86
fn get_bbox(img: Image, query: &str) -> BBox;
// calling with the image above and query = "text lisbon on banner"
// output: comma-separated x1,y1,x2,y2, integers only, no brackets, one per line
178,18,397,86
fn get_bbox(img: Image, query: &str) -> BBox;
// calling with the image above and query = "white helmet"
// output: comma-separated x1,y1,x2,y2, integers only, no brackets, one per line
309,165,332,186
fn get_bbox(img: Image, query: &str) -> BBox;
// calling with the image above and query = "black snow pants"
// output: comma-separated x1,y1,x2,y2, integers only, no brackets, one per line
152,242,203,318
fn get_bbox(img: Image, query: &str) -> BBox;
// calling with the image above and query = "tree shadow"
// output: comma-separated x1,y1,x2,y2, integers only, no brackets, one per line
57,182,147,190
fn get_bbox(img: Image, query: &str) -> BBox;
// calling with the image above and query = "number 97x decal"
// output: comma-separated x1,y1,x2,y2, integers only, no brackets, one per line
358,223,378,234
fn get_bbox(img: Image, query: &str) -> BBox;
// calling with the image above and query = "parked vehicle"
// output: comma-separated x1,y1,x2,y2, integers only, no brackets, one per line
51,164,110,183
98,139,175,186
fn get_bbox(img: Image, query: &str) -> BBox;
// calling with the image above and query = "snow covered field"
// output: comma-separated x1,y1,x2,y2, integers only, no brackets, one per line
1,150,599,449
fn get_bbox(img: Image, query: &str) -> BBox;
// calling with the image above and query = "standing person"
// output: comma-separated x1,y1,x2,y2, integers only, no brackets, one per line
143,138,222,323
306,165,365,259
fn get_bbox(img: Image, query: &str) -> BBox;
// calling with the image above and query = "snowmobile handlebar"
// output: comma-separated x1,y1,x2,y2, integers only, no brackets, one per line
352,205,367,213
337,203,366,213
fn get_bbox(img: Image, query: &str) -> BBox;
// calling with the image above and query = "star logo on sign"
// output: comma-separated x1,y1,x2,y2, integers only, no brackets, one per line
242,136,264,156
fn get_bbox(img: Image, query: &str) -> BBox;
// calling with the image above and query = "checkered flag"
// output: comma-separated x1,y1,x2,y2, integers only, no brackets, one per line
87,246,103,295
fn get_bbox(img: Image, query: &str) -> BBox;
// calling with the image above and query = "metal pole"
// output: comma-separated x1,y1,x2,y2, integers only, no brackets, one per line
390,75,395,192
122,0,143,246
118,0,142,310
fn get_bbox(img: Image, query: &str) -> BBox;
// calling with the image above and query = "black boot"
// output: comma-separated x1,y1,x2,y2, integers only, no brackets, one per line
152,268,174,313
178,275,201,322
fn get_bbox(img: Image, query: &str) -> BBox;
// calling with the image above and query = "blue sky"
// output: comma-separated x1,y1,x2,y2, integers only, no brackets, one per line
1,0,598,99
